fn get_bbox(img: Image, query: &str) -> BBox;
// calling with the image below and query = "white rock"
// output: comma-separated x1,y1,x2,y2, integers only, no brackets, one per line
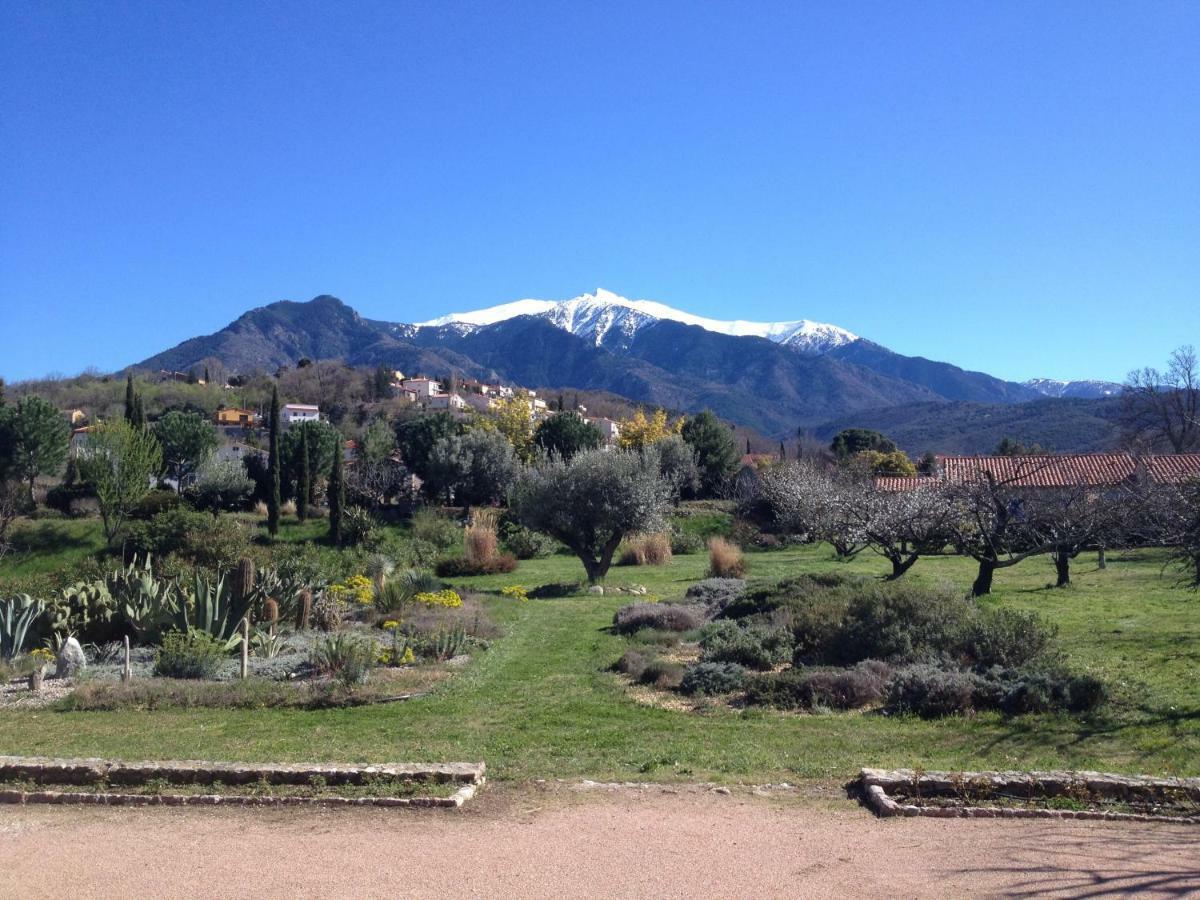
55,637,87,678
587,585,605,595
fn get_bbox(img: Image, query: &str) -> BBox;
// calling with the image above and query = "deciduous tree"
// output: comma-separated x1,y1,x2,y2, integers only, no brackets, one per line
79,418,162,545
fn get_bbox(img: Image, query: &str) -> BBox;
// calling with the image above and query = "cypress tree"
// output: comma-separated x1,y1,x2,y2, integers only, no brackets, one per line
267,385,281,536
779,441,785,460
204,366,210,385
132,395,145,429
124,375,135,422
328,437,344,547
297,424,310,521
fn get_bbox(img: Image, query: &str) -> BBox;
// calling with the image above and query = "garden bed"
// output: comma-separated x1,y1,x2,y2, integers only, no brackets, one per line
0,755,486,809
857,767,1200,824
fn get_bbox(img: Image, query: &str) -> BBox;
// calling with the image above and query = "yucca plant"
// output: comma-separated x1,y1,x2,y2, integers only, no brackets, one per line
0,595,44,661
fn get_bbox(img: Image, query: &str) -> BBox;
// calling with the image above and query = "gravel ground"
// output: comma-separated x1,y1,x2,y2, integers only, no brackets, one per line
1,784,1197,898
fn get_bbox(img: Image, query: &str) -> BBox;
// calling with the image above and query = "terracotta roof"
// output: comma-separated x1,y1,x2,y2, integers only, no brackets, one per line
936,453,1137,488
1141,453,1200,484
873,476,937,492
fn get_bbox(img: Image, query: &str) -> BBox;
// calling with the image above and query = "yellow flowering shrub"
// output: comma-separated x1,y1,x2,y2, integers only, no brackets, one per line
329,575,374,606
500,585,529,602
414,589,463,608
381,619,401,631
30,647,55,667
398,646,415,665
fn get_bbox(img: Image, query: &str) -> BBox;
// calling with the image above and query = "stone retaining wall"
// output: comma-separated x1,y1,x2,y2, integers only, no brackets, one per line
859,767,1200,824
0,755,485,809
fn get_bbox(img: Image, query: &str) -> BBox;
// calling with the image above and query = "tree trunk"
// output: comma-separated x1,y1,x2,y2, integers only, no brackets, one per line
1054,550,1071,587
971,558,997,597
1097,547,1107,570
886,553,920,580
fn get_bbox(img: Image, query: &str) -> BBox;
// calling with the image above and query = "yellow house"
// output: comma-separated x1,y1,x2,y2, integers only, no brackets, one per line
214,407,258,427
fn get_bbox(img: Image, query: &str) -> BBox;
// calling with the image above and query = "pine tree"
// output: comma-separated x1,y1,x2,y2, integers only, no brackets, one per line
297,424,310,521
124,375,135,422
328,438,344,547
267,385,281,536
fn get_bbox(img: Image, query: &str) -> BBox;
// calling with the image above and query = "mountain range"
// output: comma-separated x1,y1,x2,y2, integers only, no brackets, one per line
136,290,1126,450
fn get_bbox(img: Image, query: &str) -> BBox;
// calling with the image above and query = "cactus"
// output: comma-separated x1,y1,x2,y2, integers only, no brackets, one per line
263,597,279,628
231,557,256,618
431,624,467,662
296,589,312,630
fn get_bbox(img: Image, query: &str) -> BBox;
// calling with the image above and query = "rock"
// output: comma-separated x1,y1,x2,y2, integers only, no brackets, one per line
628,585,647,595
713,786,731,795
55,638,86,679
587,585,605,596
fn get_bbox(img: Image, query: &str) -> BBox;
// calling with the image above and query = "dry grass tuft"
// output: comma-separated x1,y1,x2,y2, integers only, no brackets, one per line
707,537,746,578
619,533,673,567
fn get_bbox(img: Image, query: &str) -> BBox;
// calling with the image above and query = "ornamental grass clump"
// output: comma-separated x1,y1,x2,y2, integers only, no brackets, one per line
618,533,673,567
707,537,745,578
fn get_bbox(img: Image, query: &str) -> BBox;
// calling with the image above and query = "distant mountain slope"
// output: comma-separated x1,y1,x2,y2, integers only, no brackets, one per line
1023,378,1123,399
812,397,1124,455
827,340,1038,403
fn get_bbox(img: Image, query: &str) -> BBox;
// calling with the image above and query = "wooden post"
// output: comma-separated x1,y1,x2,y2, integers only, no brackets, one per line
240,617,250,680
121,635,132,682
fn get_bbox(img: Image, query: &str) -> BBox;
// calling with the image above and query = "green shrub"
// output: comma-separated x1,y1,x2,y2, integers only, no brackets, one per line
885,665,977,718
612,602,705,635
668,530,705,556
745,661,891,710
975,666,1108,715
699,621,792,671
435,553,518,577
126,508,253,571
680,662,746,696
129,490,184,521
409,509,462,551
637,658,684,690
614,648,650,680
961,607,1059,669
829,582,970,666
153,629,228,680
310,633,376,686
499,519,559,559
527,581,585,599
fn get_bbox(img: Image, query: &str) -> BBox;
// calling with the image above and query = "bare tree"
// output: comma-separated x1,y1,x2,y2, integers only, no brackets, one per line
0,479,22,564
1122,345,1200,453
756,460,866,558
845,482,956,579
1030,485,1128,587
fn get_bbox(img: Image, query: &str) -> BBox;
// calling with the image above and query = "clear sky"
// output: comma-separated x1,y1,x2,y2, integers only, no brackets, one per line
2,1,1197,384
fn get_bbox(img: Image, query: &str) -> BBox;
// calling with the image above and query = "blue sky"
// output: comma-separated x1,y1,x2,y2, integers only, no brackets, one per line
1,1,1197,384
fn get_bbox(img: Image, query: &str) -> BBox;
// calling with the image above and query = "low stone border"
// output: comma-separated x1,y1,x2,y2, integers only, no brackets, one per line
0,755,485,809
858,768,1200,825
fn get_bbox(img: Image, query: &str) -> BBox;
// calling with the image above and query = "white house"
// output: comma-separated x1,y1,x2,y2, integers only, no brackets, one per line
428,392,469,412
462,393,496,413
401,377,443,399
281,403,320,427
587,417,621,446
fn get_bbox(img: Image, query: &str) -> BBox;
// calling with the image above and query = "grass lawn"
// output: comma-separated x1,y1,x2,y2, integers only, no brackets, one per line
1,520,1197,783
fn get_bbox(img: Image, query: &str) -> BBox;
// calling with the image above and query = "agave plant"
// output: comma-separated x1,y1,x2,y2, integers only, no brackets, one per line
250,627,289,659
106,555,179,639
178,570,250,641
0,595,44,661
373,569,442,614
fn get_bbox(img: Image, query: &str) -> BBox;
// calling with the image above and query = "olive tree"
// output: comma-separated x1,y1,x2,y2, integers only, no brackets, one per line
509,449,672,583
79,419,163,545
425,428,520,506
189,455,255,517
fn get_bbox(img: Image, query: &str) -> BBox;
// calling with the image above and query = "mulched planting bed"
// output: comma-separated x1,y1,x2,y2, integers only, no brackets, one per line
0,755,486,809
857,767,1200,824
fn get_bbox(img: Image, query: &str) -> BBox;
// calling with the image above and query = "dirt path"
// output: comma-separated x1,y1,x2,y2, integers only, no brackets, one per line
1,785,1197,898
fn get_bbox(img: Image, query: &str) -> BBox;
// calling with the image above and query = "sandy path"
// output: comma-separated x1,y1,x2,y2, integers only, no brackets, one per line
1,786,1197,899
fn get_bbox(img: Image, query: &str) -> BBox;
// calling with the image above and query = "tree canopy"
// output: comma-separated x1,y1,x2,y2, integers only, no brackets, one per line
510,449,671,583
681,411,737,497
0,395,70,501
153,410,218,491
533,412,601,461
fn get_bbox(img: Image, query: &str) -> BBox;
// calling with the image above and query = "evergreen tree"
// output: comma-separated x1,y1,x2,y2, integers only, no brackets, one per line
328,437,344,547
267,385,281,536
681,411,739,498
132,395,146,429
0,377,6,407
204,366,210,385
297,423,310,520
124,374,135,422
0,395,71,503
779,441,786,460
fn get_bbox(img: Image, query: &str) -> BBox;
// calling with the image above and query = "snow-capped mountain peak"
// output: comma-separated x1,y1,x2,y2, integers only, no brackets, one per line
1023,378,1123,399
418,289,858,354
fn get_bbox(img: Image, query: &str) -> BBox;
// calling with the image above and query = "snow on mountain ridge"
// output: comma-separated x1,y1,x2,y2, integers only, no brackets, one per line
418,289,859,354
1023,378,1123,399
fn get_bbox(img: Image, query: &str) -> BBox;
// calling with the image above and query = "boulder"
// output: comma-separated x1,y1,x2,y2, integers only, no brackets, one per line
587,585,605,596
55,637,87,679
